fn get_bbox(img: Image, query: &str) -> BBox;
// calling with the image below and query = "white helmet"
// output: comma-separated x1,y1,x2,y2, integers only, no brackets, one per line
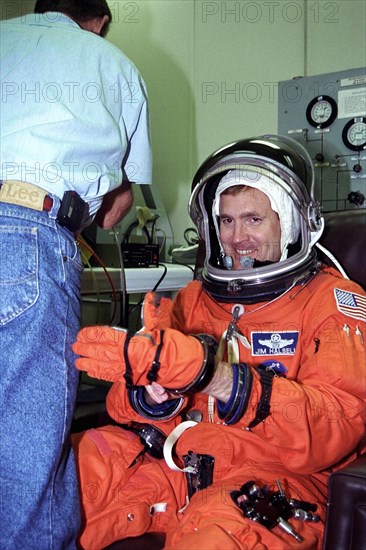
189,135,324,303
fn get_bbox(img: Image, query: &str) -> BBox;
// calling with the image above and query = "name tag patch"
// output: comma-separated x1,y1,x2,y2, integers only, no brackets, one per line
251,331,299,356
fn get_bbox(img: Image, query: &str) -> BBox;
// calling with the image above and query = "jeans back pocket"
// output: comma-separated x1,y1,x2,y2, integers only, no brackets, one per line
0,225,39,326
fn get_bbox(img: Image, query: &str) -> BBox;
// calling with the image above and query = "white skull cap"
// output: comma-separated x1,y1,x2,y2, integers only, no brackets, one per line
212,170,301,260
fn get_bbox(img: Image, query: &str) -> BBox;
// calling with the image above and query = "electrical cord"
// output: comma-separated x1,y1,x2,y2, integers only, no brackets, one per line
315,242,350,279
123,220,152,244
152,263,168,291
154,228,166,257
184,227,199,245
167,260,195,273
77,237,118,325
122,214,160,246
148,215,159,244
128,263,169,324
81,254,101,324
118,214,161,326
112,226,128,327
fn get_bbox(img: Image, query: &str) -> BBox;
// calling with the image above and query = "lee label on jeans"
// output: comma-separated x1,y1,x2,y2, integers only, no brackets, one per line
251,331,299,356
0,180,46,211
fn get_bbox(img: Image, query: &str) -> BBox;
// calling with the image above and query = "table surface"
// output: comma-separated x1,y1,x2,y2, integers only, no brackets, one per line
81,263,194,294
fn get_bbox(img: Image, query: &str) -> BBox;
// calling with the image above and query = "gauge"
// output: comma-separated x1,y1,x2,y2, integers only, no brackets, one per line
342,117,366,151
306,95,338,128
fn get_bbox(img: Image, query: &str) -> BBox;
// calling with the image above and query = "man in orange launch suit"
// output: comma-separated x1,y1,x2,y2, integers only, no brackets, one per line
72,136,366,549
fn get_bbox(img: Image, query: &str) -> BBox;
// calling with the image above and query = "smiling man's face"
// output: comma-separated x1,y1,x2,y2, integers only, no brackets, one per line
219,186,282,269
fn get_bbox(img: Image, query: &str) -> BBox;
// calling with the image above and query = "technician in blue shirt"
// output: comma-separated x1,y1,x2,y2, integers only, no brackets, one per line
0,1,152,548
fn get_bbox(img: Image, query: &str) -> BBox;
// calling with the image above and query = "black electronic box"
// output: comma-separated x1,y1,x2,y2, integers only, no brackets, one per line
121,243,159,268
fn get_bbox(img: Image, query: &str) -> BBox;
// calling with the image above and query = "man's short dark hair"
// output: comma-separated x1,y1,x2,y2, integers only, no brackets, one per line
34,0,112,36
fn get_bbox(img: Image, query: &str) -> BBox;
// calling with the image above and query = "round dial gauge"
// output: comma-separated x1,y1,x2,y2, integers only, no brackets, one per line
342,117,366,151
306,95,338,128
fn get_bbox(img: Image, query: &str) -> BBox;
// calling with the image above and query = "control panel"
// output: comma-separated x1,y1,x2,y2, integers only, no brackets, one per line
278,68,366,211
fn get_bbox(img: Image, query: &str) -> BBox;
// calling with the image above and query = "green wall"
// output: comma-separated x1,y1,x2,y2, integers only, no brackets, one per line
3,0,365,247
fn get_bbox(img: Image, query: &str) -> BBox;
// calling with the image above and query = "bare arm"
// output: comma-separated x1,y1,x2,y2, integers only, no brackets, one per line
202,359,233,402
94,181,133,229
145,360,234,405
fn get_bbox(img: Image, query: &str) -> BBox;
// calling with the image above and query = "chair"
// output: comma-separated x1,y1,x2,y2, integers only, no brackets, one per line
322,453,366,550
320,210,366,550
74,210,366,550
318,209,366,290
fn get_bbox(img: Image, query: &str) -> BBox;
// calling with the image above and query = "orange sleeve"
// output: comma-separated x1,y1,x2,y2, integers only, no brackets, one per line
246,281,366,474
106,381,186,435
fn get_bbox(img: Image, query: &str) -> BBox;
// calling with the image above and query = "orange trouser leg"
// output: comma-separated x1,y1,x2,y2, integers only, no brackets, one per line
164,472,325,550
72,425,186,550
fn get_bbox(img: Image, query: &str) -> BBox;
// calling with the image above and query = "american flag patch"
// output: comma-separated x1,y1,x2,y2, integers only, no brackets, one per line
334,288,366,322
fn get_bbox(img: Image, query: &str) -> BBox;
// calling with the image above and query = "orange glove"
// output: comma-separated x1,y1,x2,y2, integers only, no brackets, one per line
142,291,173,330
73,326,216,394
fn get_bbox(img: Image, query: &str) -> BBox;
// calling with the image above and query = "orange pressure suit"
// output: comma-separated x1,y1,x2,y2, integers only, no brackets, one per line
73,266,366,550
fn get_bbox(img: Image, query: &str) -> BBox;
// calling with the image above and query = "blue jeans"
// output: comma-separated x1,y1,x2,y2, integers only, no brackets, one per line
0,199,82,549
